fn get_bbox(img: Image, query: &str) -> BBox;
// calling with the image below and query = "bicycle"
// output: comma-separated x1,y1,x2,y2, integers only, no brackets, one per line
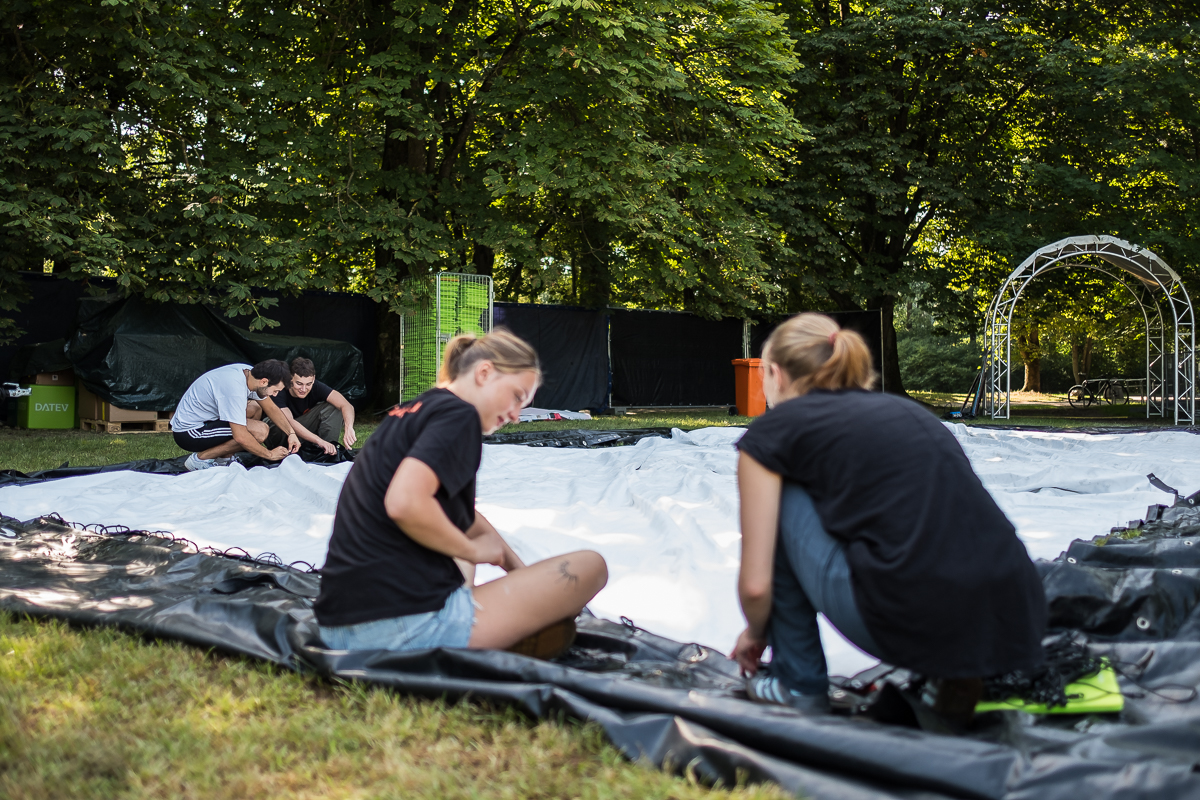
1067,376,1128,408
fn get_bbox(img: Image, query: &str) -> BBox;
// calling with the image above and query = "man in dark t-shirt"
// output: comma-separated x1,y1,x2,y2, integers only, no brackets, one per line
266,357,357,454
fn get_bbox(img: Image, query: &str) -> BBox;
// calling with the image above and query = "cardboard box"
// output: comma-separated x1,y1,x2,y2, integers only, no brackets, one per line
106,404,158,422
18,384,76,429
77,384,103,420
24,370,75,386
77,385,158,423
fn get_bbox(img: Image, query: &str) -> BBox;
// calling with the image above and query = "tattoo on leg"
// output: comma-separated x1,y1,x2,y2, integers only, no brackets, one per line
558,560,579,589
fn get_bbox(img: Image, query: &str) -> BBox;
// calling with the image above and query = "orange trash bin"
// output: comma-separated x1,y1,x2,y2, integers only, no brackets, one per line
731,358,766,417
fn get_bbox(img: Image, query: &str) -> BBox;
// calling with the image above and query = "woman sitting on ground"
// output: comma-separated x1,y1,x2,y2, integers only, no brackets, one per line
731,313,1046,720
314,328,607,657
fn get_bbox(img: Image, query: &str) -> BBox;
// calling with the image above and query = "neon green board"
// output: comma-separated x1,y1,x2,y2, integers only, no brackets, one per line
401,275,492,402
975,665,1124,714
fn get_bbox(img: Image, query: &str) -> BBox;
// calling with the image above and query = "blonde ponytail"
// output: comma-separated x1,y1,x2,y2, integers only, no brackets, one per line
763,313,876,392
437,327,541,385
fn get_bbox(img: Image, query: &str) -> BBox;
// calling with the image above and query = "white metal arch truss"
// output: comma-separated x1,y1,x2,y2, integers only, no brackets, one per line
983,235,1195,425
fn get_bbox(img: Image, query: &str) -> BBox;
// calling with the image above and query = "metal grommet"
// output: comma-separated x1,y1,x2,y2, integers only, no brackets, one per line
1186,541,1194,546
1173,569,1183,575
1067,557,1077,564
831,690,846,700
1136,617,1151,630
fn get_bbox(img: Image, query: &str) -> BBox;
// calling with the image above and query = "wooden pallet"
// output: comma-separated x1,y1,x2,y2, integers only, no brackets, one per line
81,418,171,434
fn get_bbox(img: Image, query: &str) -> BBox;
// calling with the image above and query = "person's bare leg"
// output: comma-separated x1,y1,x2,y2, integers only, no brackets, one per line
196,420,267,460
246,400,263,421
246,419,269,442
468,551,607,649
196,439,244,460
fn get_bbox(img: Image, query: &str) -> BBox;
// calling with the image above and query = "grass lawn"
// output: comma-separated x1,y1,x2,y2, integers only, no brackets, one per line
0,415,789,800
0,614,789,800
1,400,1183,798
0,411,752,475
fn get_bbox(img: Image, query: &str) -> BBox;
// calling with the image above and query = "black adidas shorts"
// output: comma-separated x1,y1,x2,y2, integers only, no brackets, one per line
173,420,234,452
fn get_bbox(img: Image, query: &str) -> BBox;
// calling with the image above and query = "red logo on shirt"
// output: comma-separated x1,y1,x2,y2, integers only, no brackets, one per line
388,401,422,419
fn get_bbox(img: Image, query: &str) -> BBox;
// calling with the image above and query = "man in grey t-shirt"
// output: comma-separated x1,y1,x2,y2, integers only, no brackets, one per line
171,360,301,471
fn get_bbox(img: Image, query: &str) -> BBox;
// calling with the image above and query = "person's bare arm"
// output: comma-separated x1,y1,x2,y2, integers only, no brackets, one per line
385,457,502,565
732,451,783,676
328,389,357,447
281,407,313,442
231,422,289,460
258,396,300,453
465,511,525,572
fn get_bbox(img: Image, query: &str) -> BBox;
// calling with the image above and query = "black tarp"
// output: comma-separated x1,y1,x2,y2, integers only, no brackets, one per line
0,273,99,382
1,510,1200,798
609,309,744,407
222,290,379,401
1,273,379,404
494,303,609,411
67,295,366,410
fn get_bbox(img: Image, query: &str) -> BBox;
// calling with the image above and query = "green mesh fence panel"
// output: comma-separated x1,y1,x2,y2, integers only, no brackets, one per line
400,274,493,402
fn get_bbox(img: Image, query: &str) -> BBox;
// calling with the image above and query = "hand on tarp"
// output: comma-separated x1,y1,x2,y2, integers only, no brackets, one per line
314,438,337,456
286,432,301,455
732,626,768,677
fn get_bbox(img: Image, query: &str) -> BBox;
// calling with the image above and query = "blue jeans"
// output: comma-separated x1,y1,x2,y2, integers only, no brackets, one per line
768,483,882,695
319,586,476,652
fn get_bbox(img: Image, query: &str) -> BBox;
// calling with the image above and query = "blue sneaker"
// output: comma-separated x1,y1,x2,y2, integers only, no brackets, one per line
746,673,831,714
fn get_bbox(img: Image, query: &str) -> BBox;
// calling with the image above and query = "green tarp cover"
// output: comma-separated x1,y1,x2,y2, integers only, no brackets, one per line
67,296,366,411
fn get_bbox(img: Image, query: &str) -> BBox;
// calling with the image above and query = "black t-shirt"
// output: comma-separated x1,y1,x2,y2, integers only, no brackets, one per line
278,380,333,418
736,390,1046,678
314,388,482,626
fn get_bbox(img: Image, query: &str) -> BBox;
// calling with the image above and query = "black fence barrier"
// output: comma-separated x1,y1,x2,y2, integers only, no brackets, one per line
0,273,99,383
609,309,744,407
496,305,886,411
3,273,886,413
494,303,608,411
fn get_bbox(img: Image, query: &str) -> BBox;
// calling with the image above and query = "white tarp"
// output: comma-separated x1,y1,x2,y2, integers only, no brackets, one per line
2,424,1198,677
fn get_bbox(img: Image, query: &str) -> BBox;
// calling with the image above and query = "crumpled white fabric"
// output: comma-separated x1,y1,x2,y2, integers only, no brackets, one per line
2,424,1197,677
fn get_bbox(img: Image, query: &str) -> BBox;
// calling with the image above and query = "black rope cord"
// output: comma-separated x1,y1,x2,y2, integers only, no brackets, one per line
37,513,319,574
983,632,1197,708
983,634,1105,708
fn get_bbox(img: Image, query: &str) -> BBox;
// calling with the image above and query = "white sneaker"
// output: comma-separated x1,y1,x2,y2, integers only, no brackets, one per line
184,453,216,471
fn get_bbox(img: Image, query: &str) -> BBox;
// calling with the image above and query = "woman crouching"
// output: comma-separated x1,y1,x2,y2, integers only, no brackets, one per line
314,328,607,657
732,313,1045,722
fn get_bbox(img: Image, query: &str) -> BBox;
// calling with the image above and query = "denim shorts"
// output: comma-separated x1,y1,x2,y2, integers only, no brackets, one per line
318,585,476,652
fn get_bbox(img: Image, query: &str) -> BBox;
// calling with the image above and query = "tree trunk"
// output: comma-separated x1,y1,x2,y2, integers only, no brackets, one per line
1019,322,1041,392
868,296,902,395
867,295,904,395
1071,336,1093,385
577,217,612,308
370,303,404,412
471,243,494,278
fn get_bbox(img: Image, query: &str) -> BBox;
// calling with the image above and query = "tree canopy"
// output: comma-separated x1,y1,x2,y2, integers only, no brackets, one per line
3,0,1198,395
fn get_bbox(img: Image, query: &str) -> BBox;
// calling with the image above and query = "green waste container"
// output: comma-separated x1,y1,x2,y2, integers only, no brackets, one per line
17,384,76,429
